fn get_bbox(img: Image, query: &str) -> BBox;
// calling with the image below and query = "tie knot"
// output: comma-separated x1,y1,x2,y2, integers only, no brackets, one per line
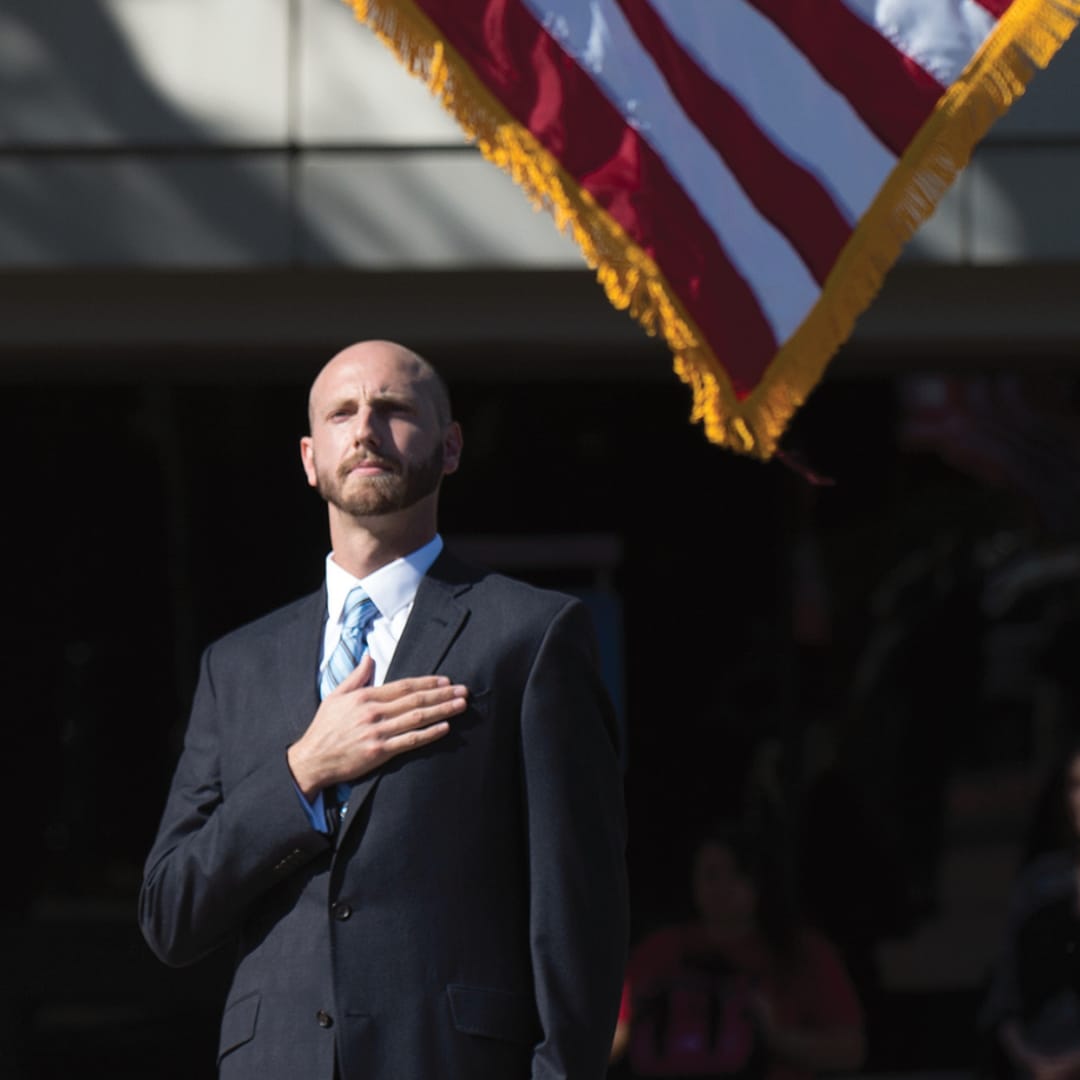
342,587,378,633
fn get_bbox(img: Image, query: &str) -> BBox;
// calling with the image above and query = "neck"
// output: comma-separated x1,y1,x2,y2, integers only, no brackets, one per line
327,505,437,579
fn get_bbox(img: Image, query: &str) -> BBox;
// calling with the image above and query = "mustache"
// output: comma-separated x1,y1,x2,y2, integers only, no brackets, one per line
339,452,399,476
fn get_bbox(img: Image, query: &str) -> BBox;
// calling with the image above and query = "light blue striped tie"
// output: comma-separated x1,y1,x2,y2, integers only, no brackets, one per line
320,586,378,821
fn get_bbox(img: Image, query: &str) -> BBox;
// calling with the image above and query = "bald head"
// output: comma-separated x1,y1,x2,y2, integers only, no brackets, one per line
307,341,451,431
300,339,463,544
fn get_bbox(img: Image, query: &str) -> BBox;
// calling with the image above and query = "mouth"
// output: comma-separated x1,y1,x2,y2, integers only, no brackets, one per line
341,455,397,478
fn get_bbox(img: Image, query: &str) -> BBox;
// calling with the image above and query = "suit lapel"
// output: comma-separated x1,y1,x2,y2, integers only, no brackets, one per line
339,552,475,844
384,554,473,682
272,587,326,744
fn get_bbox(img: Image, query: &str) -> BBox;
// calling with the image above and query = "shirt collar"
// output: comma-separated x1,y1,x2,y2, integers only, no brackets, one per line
324,534,443,625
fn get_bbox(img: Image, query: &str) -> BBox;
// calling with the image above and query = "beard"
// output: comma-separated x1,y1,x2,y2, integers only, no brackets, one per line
316,442,445,517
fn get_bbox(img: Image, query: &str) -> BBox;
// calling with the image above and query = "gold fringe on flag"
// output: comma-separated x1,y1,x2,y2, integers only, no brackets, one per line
343,0,1080,460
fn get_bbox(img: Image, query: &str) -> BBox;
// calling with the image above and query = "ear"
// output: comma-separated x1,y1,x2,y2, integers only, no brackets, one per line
299,435,318,488
442,421,463,476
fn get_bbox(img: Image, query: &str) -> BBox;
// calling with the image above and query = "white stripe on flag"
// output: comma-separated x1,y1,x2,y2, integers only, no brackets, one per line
650,0,896,225
840,0,998,84
524,0,820,342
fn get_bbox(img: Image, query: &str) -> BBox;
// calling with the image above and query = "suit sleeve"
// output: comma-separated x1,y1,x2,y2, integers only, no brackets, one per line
138,643,332,967
521,598,629,1080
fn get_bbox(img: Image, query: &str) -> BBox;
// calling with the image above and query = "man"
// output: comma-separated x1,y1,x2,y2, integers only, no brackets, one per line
139,340,629,1080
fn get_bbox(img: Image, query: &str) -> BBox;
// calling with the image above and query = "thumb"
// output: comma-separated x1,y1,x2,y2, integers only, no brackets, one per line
334,651,375,693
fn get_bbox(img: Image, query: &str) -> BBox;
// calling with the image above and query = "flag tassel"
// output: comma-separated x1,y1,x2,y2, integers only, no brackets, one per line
751,0,1080,457
345,0,1080,460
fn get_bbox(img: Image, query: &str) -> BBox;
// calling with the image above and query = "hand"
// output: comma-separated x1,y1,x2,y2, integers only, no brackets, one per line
287,654,467,797
747,992,865,1073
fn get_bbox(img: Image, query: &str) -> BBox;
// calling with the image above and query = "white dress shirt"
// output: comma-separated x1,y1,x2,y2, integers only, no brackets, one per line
296,534,443,832
320,533,443,686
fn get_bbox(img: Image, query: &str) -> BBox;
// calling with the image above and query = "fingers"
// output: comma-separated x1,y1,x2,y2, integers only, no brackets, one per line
333,652,375,693
345,670,468,717
336,659,460,702
378,688,468,737
327,667,467,773
390,683,468,711
362,681,466,765
364,672,459,700
381,717,453,757
355,680,466,736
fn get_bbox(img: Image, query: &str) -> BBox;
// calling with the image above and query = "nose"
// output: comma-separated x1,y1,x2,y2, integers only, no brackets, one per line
351,405,381,447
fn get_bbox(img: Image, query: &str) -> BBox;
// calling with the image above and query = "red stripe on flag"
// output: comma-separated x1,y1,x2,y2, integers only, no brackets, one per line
413,0,781,394
747,0,946,156
971,0,1011,17
616,0,851,285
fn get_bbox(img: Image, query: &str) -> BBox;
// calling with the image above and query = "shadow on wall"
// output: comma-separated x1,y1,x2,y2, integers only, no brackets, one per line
0,1,336,265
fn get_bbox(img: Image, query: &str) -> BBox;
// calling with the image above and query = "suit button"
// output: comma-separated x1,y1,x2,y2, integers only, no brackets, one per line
316,1010,333,1029
332,902,352,921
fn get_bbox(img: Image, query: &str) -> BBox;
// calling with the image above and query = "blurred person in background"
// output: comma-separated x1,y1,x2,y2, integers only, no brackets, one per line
612,824,864,1080
981,739,1080,1080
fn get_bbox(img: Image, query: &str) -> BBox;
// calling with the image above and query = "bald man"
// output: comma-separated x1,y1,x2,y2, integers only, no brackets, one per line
139,342,629,1080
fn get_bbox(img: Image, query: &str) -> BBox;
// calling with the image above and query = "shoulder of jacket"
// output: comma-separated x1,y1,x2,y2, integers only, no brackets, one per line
437,551,579,614
473,571,577,610
204,588,322,657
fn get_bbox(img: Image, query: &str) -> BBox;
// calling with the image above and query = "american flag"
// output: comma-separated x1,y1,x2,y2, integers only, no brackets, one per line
347,0,1080,457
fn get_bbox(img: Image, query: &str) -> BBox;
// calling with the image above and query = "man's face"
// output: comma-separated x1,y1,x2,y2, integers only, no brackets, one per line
300,343,461,519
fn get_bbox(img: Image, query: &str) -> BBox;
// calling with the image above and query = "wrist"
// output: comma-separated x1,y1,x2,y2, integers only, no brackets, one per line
287,743,324,799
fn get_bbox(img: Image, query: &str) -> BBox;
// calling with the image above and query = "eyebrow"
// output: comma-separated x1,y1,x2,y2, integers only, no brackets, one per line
370,389,416,406
321,388,418,416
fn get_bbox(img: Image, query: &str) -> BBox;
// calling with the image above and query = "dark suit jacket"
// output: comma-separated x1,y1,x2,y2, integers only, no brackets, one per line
139,551,629,1080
